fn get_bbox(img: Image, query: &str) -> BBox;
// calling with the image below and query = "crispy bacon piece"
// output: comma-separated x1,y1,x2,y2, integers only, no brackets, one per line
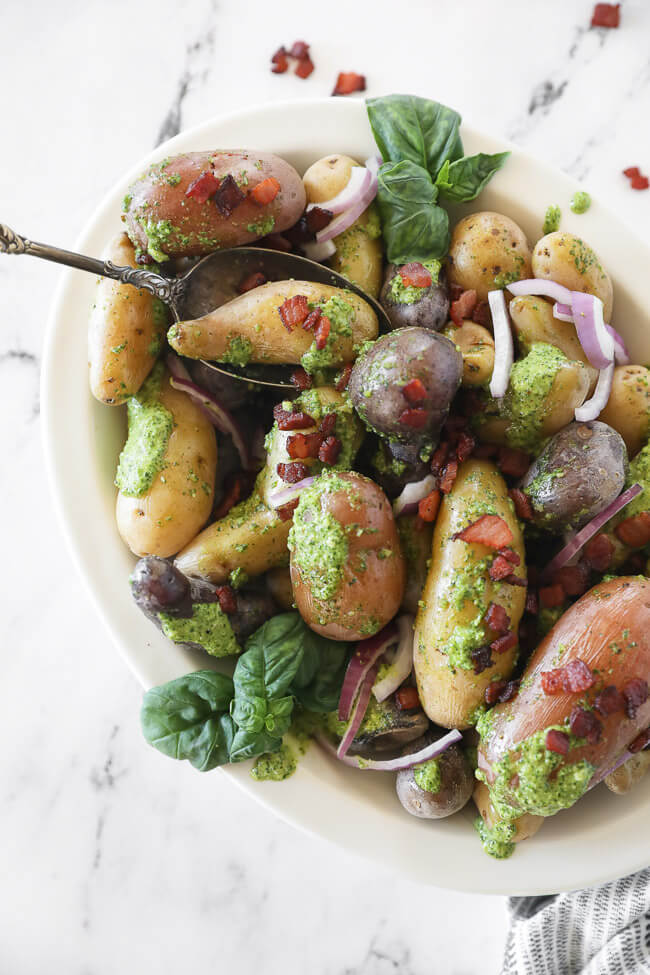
450,289,478,327
314,315,331,350
546,729,570,756
491,631,518,655
319,413,337,438
262,233,292,251
305,206,333,234
624,167,641,179
497,447,531,478
278,294,310,330
623,678,649,719
290,367,312,390
541,659,595,696
615,511,650,547
399,262,432,288
271,46,289,73
583,532,614,572
456,431,476,462
628,729,650,754
277,498,300,521
418,489,441,523
302,308,322,332
439,460,459,494
238,270,267,294
215,585,237,615
395,686,421,711
541,668,564,696
498,547,520,565
471,300,492,328
273,406,315,431
287,432,323,459
539,584,565,609
454,514,514,550
318,436,342,465
485,602,510,634
485,679,520,705
570,706,602,744
471,645,493,675
335,363,352,391
402,378,428,405
430,443,449,474
595,685,626,717
525,590,539,615
630,175,649,191
277,461,309,483
289,40,310,58
504,574,526,587
185,170,220,203
295,56,315,79
489,555,514,581
213,174,245,217
509,488,535,521
591,3,620,28
554,562,590,597
213,474,244,519
332,72,366,96
251,176,281,205
399,408,428,429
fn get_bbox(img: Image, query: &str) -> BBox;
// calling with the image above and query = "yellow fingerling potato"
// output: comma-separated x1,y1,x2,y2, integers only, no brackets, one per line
447,212,532,300
167,280,377,365
473,782,544,844
508,295,597,391
532,231,613,321
88,233,167,404
116,371,217,558
413,460,527,729
599,365,650,457
266,567,295,611
303,154,383,298
605,751,650,795
444,321,495,387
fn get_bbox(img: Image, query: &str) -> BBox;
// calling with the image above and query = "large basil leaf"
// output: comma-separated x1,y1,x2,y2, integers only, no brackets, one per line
436,151,510,202
376,160,450,263
141,671,235,772
292,632,350,713
367,94,463,175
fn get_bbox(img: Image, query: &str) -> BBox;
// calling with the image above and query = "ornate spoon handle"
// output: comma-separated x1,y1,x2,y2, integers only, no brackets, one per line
0,222,185,306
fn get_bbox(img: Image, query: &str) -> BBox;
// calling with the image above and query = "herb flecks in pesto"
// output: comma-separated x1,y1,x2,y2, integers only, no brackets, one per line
543,205,561,235
288,473,352,603
301,294,356,375
390,259,441,305
499,342,568,453
250,743,297,781
222,334,253,367
115,362,173,497
141,218,174,262
247,215,275,236
571,191,591,215
158,602,240,658
413,758,441,793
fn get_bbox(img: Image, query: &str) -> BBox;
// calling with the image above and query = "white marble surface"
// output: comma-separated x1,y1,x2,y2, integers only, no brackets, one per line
3,0,650,972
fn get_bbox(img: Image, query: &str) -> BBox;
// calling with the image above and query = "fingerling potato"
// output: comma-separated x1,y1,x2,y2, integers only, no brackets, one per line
599,365,650,457
532,231,613,321
443,321,495,387
447,212,532,300
508,294,597,391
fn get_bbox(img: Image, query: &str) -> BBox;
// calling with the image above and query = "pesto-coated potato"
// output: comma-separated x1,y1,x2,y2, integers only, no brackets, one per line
168,280,377,367
443,321,495,387
447,212,532,300
289,471,405,641
413,461,527,729
473,782,544,846
599,365,650,457
381,263,450,332
508,294,597,391
123,150,306,261
116,371,217,558
88,233,167,404
532,231,613,321
396,734,474,819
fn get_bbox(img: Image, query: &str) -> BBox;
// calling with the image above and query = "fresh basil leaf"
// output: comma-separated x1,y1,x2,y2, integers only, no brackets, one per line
437,151,510,202
367,94,463,175
376,160,450,263
141,670,235,772
292,633,350,714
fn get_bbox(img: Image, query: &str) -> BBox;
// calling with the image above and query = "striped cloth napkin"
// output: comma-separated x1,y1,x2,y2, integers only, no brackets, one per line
502,869,650,974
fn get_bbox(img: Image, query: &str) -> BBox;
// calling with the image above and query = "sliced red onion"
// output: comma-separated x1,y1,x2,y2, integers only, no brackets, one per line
571,291,615,369
372,615,414,703
316,167,379,244
364,154,382,177
542,482,642,580
317,728,463,772
392,474,437,517
552,301,574,323
488,289,514,399
169,376,250,470
607,325,631,365
267,476,316,510
166,351,192,382
303,239,337,262
508,278,573,305
306,165,371,215
337,663,378,759
574,361,614,422
337,621,399,721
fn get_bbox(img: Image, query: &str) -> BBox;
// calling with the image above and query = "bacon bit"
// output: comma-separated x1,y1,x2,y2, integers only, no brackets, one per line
546,729,570,756
541,668,565,695
251,176,281,206
456,431,476,463
450,289,478,327
271,46,289,73
498,547,520,565
486,602,510,634
624,166,641,179
471,300,492,328
591,3,620,28
402,378,428,405
318,436,342,465
563,659,596,693
287,432,323,459
595,685,626,717
185,170,220,203
277,498,300,522
553,563,590,598
295,55,315,79
625,551,647,574
526,590,539,615
277,461,309,483
215,585,237,615
238,270,267,294
623,166,649,190
262,233,292,252
273,407,315,431
539,584,565,609
213,475,244,519
430,443,449,474
314,315,331,350
455,514,514,550
319,413,337,437
471,645,493,675
570,706,602,744
335,363,352,391
491,631,518,655
615,511,650,547
332,72,366,96
305,206,334,234
399,407,428,429
418,489,441,523
399,262,432,288
439,460,459,494
485,678,520,705
505,574,527,587
497,447,531,479
449,283,464,302
395,686,420,711
213,174,245,217
443,416,468,441
278,294,310,330
290,367,312,390
474,443,498,459
623,678,649,719
583,532,614,572
289,40,310,59
629,728,650,754
509,488,535,522
489,555,515,581
302,308,322,332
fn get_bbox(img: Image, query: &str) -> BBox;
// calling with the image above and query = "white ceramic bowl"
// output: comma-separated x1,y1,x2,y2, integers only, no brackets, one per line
42,97,650,894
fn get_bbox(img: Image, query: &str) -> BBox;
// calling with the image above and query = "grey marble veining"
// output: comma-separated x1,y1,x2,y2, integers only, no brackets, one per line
2,0,650,972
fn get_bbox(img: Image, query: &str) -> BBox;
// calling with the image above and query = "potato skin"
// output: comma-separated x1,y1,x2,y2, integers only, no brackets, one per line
116,379,217,558
123,150,306,260
396,741,474,819
290,473,405,641
381,264,450,332
478,577,650,805
599,365,650,457
88,233,166,404
413,460,527,729
443,321,494,387
605,750,650,795
532,231,613,321
473,782,544,843
447,212,532,300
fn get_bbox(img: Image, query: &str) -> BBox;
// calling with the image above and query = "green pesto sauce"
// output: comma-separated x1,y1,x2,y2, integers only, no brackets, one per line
618,441,650,522
325,694,392,740
301,294,355,375
222,335,253,367
229,566,249,589
543,204,561,235
493,269,522,290
288,474,351,602
571,191,591,215
250,743,297,781
114,363,173,497
247,215,275,236
413,758,442,794
389,259,441,305
537,605,564,636
474,816,516,859
141,218,174,262
568,236,602,276
158,602,240,658
372,446,407,478
502,343,568,452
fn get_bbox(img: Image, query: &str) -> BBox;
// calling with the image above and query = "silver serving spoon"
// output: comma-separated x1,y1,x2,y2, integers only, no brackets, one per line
1,222,390,389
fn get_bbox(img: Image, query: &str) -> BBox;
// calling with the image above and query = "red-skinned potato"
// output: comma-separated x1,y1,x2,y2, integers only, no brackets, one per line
478,577,650,818
123,151,306,261
289,471,405,640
